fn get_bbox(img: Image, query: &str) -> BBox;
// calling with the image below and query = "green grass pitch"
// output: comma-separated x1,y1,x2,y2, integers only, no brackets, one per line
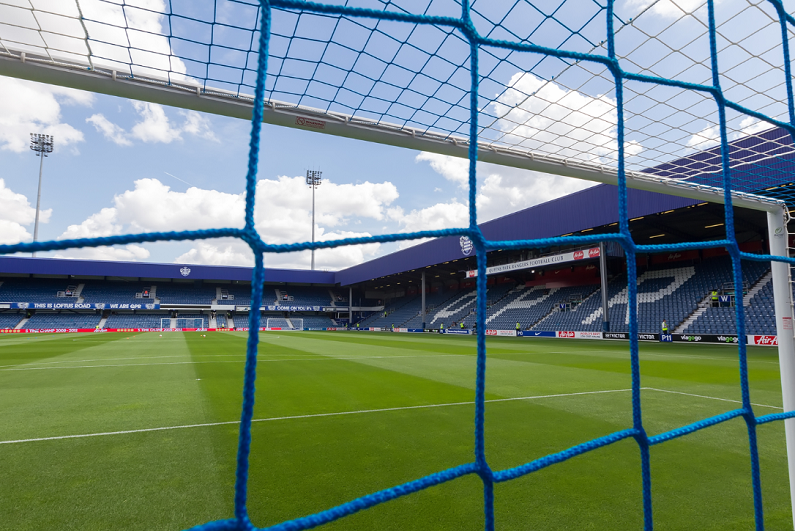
0,331,790,530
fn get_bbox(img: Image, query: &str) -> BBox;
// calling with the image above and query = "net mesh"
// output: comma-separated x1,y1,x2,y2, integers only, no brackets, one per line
2,1,795,530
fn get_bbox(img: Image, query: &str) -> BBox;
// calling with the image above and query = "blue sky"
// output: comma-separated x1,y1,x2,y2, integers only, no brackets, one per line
0,0,790,269
0,75,590,269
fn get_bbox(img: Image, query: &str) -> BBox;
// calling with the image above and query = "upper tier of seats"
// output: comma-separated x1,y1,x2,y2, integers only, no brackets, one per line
157,284,215,305
0,279,80,303
273,286,331,306
80,282,154,304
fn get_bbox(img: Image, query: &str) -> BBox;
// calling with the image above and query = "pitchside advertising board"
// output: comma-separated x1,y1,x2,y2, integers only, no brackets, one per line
0,328,781,345
466,247,600,278
485,330,517,337
8,302,160,310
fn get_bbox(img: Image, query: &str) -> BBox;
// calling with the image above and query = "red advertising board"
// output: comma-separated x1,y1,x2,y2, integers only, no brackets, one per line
750,335,778,346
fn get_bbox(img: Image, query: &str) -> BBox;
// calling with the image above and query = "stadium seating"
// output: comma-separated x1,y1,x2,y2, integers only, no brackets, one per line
216,284,252,306
175,314,207,328
532,258,770,333
263,317,292,328
104,313,168,329
0,255,783,335
360,294,421,328
157,284,216,305
23,312,102,329
80,282,155,304
232,314,251,329
301,316,336,329
0,311,22,329
494,285,597,331
685,269,776,335
0,279,81,303
273,286,331,306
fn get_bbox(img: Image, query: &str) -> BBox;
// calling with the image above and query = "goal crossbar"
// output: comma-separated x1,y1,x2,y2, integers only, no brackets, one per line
0,50,782,214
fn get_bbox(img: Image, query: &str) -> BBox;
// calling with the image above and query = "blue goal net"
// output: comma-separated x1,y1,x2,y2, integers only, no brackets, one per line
3,1,795,530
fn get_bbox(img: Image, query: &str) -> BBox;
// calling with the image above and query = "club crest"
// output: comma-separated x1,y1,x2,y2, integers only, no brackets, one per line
460,236,473,256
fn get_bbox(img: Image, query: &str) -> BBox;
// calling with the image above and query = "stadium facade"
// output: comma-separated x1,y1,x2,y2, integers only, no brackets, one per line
1,127,793,342
0,169,785,344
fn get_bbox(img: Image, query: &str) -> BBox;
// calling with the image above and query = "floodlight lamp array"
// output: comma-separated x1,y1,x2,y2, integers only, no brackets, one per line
29,133,53,156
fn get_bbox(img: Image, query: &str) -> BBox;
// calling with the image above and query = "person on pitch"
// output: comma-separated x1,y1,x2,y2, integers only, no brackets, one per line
516,322,521,332
661,318,669,339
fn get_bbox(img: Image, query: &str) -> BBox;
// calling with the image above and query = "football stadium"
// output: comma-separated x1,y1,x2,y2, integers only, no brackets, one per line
2,1,795,530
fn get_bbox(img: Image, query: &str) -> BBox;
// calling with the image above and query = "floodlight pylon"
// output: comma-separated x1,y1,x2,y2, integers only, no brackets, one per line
306,170,322,270
29,133,53,258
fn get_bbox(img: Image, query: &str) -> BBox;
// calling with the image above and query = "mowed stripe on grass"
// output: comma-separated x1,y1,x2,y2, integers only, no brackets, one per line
0,331,790,530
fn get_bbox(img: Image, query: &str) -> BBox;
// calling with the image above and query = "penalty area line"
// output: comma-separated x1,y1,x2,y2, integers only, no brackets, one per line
644,387,782,410
0,388,632,445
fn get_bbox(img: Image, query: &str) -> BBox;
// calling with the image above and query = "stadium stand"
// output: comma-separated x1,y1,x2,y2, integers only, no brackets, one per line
104,313,168,329
23,312,102,329
80,282,155,304
216,284,252,306
215,313,228,328
0,311,22,329
273,286,331,306
157,284,215,305
359,294,421,328
175,314,207,328
524,258,770,334
263,317,291,328
493,286,596,331
232,314,251,329
0,279,81,303
302,316,336,329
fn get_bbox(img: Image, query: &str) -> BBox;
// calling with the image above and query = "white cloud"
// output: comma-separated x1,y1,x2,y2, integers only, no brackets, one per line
175,240,254,266
53,245,151,262
87,103,218,146
624,0,713,19
0,178,51,245
0,77,90,153
686,125,720,150
738,116,772,137
130,101,182,143
490,72,643,164
86,114,131,146
685,117,774,152
414,152,594,224
0,220,32,246
180,111,217,141
57,176,399,268
79,0,191,82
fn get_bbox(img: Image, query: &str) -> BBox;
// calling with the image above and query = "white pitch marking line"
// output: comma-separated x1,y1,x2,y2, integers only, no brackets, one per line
644,387,782,410
0,354,468,371
0,388,632,445
0,353,310,368
547,350,780,365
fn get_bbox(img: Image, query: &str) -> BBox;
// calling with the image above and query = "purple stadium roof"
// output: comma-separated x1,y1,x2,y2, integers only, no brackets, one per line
0,255,336,284
0,184,696,286
4,128,791,286
335,184,698,285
